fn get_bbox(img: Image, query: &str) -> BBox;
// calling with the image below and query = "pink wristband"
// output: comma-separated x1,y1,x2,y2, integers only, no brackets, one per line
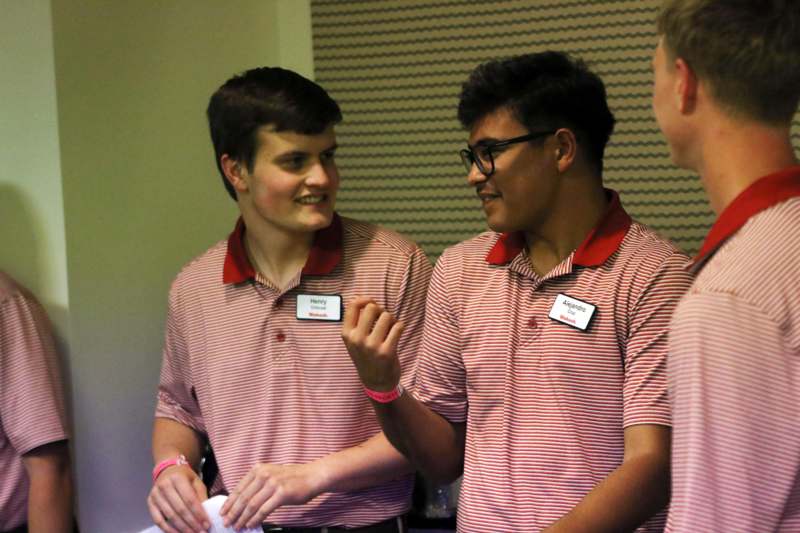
152,454,189,482
364,383,404,403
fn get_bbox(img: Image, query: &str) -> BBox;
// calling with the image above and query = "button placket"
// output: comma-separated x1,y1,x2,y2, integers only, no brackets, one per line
268,291,293,361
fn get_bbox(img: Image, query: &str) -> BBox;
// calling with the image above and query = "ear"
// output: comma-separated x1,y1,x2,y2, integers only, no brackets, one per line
220,154,249,194
673,57,698,114
553,128,578,173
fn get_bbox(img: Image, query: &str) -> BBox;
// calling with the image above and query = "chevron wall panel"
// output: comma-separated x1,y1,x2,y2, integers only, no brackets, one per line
311,0,800,259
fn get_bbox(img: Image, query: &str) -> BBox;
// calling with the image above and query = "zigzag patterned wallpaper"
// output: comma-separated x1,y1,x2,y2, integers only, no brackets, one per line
311,0,800,259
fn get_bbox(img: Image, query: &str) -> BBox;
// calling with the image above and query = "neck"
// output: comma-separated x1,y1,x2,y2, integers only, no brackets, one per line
525,173,608,276
241,211,315,290
692,114,798,215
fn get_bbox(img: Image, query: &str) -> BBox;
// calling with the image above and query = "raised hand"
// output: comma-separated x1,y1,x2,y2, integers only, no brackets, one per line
341,297,405,392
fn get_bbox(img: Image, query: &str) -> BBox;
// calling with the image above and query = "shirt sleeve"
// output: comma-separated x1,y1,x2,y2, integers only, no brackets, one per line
392,246,433,392
0,292,68,455
413,248,468,423
667,292,800,532
154,283,206,434
623,251,694,428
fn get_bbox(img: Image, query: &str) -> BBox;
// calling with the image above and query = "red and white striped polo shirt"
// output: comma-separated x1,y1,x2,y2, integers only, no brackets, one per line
667,166,800,532
155,214,431,528
0,272,68,531
414,191,694,532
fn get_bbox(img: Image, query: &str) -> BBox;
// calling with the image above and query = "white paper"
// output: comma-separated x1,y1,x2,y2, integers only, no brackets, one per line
138,495,262,533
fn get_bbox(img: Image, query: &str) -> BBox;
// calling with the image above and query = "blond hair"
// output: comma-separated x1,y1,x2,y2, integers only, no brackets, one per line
657,0,800,125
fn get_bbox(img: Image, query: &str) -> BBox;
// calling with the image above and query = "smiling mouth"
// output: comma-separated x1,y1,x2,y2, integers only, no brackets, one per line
296,194,327,205
477,191,501,203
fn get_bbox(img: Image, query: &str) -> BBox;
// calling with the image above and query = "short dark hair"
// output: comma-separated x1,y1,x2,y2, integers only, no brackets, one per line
657,0,800,125
207,67,342,200
457,51,615,173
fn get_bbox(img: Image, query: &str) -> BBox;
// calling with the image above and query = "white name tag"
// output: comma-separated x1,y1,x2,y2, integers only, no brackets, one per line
296,294,342,321
548,293,596,331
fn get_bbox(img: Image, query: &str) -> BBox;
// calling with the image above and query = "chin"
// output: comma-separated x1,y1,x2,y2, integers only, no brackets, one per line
485,217,512,234
306,211,334,230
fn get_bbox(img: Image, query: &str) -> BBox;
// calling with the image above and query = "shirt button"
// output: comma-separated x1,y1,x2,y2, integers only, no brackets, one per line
528,317,538,328
274,298,283,308
275,331,286,342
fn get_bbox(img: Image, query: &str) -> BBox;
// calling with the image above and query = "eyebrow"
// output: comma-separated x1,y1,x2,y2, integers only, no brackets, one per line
274,143,339,162
470,137,501,147
274,150,309,163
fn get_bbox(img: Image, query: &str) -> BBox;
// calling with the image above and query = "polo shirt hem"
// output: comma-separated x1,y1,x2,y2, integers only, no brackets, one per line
155,394,206,435
12,432,69,458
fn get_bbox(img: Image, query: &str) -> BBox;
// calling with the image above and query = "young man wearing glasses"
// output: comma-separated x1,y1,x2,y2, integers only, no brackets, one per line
147,67,431,533
343,51,694,531
653,1,800,531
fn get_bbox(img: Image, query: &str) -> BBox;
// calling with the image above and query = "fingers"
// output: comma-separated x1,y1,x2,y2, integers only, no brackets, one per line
342,297,396,346
244,490,288,529
148,469,209,533
222,463,321,529
220,469,251,524
147,495,180,533
342,296,375,333
220,468,251,516
371,309,397,343
223,471,275,529
384,320,406,354
235,483,281,529
341,297,403,391
192,476,209,502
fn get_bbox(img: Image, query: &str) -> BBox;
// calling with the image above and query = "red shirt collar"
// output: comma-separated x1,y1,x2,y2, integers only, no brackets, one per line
692,165,800,268
486,189,632,267
222,213,343,284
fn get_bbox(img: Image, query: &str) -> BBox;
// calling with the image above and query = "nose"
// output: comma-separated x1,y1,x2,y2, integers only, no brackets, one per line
466,162,488,186
307,159,338,188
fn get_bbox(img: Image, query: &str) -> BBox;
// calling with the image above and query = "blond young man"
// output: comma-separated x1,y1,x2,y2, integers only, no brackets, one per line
653,1,800,531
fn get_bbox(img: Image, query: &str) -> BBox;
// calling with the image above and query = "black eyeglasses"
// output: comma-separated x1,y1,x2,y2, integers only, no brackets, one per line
459,130,556,177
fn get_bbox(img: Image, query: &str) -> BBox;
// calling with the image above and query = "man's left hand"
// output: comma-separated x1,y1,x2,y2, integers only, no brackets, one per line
220,463,326,529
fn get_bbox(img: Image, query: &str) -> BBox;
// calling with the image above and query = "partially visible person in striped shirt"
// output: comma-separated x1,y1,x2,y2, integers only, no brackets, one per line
147,67,431,533
653,1,800,531
0,271,73,533
343,52,694,532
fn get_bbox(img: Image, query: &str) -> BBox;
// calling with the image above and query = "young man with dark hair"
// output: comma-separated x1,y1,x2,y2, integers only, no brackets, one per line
147,67,431,533
0,271,73,533
653,1,800,531
343,51,694,532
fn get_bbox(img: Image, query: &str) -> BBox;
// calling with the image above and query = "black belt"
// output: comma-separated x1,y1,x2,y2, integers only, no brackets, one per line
263,514,405,533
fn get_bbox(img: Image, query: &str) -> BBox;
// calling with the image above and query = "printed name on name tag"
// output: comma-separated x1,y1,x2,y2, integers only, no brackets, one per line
296,294,342,321
548,293,596,331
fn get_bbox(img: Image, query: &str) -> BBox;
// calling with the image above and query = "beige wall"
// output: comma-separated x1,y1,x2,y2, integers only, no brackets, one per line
311,0,800,260
2,1,313,531
0,0,69,330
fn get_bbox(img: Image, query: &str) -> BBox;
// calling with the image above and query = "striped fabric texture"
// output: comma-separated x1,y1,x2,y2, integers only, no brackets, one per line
310,0,800,261
413,197,694,532
0,272,69,531
667,171,800,532
155,216,432,528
